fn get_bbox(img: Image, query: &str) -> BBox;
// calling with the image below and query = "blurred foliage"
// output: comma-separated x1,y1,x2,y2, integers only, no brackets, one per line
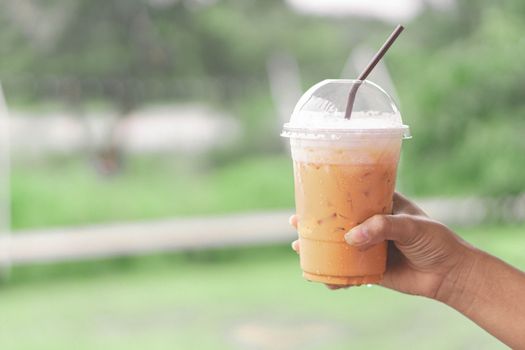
11,155,293,229
2,0,525,230
0,0,383,155
391,0,525,196
0,0,361,103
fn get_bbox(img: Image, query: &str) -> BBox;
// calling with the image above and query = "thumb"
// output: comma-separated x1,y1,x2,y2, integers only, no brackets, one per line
344,214,419,251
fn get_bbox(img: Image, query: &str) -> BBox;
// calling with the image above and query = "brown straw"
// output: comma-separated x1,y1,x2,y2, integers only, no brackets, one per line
344,25,405,119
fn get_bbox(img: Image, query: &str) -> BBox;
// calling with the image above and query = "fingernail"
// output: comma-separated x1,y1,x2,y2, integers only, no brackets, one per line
345,227,369,245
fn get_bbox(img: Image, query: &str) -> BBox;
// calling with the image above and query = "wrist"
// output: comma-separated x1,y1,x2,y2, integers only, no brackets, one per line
434,244,486,311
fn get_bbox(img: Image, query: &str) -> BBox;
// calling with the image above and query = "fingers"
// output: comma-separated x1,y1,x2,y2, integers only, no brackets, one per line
291,240,300,254
288,215,298,229
344,214,420,251
290,215,300,254
393,192,427,216
326,284,351,290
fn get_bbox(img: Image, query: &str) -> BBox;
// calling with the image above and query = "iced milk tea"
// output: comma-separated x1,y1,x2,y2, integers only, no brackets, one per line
291,136,401,285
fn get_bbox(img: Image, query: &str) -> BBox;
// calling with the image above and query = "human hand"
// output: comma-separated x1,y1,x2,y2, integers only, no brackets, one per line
290,192,476,299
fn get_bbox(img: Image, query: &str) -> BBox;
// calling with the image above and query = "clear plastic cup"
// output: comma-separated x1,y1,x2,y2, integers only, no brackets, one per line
282,79,410,286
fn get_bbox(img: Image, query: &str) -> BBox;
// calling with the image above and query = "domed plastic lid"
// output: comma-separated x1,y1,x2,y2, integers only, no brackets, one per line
281,79,410,140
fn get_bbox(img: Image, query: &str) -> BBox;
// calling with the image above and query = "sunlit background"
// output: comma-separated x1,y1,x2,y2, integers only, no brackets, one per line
0,0,524,349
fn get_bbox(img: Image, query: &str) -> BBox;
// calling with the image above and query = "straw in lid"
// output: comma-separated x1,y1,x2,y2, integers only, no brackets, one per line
281,79,410,140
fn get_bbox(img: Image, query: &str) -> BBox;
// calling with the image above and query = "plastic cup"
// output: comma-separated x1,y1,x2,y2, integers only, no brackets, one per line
281,79,410,286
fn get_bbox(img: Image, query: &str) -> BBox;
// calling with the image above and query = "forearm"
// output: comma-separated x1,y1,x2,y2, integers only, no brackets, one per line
438,248,525,348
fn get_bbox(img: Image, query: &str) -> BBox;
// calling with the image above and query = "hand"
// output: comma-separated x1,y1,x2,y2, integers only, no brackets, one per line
290,192,475,299
292,193,525,348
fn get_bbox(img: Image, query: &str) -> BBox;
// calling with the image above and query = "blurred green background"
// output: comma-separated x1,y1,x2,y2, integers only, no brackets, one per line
0,0,524,349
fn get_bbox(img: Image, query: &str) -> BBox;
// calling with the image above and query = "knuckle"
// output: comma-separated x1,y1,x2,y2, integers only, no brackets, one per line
369,215,390,234
396,214,423,244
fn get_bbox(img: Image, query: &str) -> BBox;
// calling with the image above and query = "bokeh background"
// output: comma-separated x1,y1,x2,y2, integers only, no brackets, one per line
0,0,524,349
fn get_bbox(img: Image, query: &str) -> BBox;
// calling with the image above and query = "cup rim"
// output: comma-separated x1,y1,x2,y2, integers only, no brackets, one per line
281,124,411,140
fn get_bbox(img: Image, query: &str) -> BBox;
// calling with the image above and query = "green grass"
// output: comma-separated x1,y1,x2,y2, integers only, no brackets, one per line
11,155,295,230
1,224,522,350
11,152,525,231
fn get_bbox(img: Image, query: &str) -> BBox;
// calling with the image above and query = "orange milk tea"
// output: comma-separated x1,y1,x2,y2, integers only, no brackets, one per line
291,136,401,285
